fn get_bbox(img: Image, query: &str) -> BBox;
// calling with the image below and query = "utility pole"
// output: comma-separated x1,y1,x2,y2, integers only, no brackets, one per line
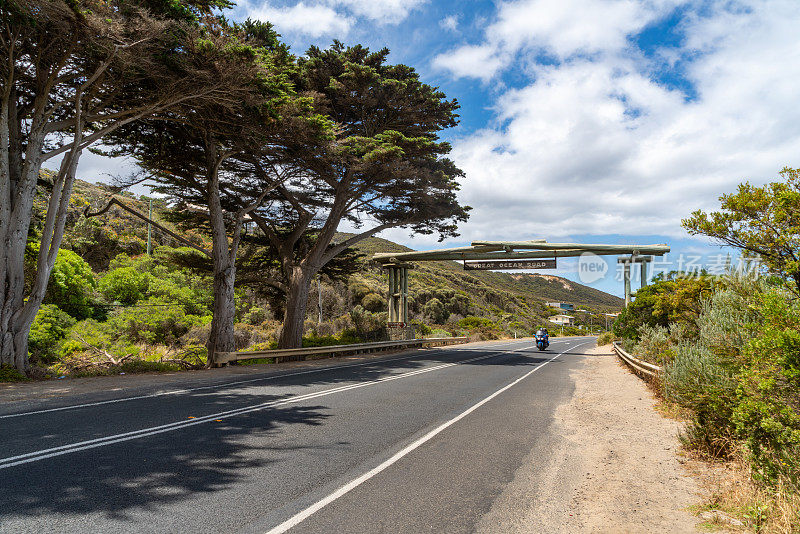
146,197,153,256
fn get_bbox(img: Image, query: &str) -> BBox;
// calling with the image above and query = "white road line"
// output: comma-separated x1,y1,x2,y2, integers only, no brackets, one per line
0,343,541,470
0,340,536,419
264,340,591,534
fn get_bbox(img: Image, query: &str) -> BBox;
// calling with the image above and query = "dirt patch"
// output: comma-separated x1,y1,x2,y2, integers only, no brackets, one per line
477,344,705,533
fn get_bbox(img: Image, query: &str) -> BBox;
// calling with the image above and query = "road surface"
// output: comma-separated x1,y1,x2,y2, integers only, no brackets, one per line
0,337,594,533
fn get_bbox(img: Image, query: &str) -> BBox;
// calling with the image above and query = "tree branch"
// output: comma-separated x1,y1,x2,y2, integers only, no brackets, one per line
84,197,211,257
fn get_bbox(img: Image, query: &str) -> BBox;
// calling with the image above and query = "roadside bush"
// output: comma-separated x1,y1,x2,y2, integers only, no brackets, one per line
663,342,739,457
0,365,29,382
633,325,671,365
28,304,76,363
44,249,98,319
411,320,431,336
427,328,452,338
361,292,385,312
107,298,209,345
596,331,615,346
99,266,149,305
732,291,800,488
458,316,495,329
423,297,449,324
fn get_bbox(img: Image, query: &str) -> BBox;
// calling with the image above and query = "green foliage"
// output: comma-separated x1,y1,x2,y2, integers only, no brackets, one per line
683,167,800,293
44,249,98,320
613,274,715,341
361,292,384,312
108,297,209,345
664,342,739,456
633,325,672,366
656,274,799,489
99,266,150,305
29,304,76,363
0,365,29,382
242,306,269,325
732,291,800,488
596,331,615,346
457,316,495,329
423,297,449,324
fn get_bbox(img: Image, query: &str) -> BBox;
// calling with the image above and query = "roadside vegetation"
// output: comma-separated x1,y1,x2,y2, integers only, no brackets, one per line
613,169,800,532
1,179,612,380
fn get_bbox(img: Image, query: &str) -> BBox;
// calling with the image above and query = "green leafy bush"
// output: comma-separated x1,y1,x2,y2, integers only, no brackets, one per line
458,316,495,329
0,365,29,382
633,325,671,365
361,292,385,312
107,298,209,345
29,304,76,363
241,306,269,325
99,266,150,305
44,249,98,319
423,297,449,324
596,331,615,346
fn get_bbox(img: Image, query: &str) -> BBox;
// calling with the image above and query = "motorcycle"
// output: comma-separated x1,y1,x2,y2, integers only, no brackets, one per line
535,333,549,351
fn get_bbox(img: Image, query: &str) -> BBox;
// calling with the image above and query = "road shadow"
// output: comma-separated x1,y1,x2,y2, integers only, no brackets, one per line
0,399,330,524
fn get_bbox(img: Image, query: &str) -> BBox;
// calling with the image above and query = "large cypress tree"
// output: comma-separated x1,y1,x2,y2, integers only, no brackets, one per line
0,0,236,372
249,42,470,349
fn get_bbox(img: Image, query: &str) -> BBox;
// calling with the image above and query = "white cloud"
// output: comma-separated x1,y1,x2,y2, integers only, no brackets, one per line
445,0,800,241
431,44,507,82
246,2,352,37
440,15,459,32
435,0,681,80
328,0,426,23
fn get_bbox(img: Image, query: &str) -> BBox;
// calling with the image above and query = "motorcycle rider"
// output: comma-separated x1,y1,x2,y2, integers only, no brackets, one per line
535,327,549,349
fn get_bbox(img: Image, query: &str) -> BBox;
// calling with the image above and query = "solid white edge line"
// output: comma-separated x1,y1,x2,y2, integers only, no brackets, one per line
264,340,591,534
0,339,544,419
0,343,544,469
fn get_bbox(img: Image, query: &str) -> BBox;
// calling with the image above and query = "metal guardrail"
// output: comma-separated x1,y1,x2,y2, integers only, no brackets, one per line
612,341,662,377
215,337,470,365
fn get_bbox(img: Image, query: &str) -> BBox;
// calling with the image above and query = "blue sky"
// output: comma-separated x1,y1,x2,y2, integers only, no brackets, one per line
75,0,800,297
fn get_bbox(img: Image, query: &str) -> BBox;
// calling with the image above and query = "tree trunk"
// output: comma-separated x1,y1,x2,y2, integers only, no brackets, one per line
207,261,236,366
278,267,313,350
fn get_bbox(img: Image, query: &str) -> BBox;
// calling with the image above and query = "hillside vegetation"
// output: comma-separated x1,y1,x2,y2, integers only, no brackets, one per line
12,178,618,380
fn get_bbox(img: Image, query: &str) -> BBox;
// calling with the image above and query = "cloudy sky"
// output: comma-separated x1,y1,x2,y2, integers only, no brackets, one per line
77,0,800,296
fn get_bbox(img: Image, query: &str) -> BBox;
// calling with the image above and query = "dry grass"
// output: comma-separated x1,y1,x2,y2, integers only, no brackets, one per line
689,452,800,533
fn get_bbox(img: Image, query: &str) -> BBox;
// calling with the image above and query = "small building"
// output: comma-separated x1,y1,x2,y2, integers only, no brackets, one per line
546,302,574,312
549,314,574,326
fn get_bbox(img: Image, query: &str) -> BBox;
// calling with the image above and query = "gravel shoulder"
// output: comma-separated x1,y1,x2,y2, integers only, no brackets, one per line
476,344,702,533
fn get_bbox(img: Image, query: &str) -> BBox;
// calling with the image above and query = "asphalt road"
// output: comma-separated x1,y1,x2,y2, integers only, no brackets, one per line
0,336,594,533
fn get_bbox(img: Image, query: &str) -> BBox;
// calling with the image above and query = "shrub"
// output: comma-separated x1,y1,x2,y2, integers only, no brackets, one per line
458,316,495,329
99,266,150,305
429,328,452,338
361,292,385,313
242,306,269,325
0,365,29,382
44,249,98,319
107,298,209,345
596,331,615,346
29,304,76,363
663,342,738,457
423,297,449,324
633,324,671,365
